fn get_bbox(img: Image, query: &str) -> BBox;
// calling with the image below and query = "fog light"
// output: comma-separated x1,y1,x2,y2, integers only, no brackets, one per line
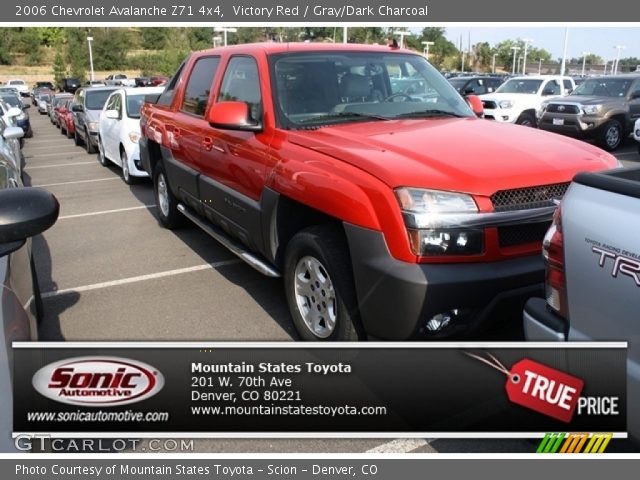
502,116,509,121
425,310,458,332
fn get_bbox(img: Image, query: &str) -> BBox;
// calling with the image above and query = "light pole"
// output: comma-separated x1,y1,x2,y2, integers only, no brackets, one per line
517,56,522,74
421,41,434,60
86,36,94,83
214,27,237,46
614,45,626,75
393,30,411,49
603,61,608,75
522,38,533,74
511,46,520,75
560,28,569,76
492,53,498,74
538,58,542,74
581,51,590,76
212,35,222,48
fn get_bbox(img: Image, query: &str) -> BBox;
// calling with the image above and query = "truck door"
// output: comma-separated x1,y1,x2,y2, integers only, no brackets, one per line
629,79,640,123
196,55,269,251
163,56,220,206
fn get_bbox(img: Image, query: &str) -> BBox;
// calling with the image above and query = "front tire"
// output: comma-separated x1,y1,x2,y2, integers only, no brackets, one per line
598,120,623,151
85,130,97,154
516,112,536,127
97,137,109,166
121,149,137,185
153,163,183,229
284,225,362,341
74,129,82,146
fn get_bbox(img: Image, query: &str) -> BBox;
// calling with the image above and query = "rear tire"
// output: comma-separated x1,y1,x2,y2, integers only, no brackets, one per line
284,225,362,341
97,137,109,166
153,163,184,229
598,120,623,151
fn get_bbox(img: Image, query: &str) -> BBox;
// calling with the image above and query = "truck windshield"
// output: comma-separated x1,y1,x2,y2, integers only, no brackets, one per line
571,78,633,97
270,51,472,128
495,79,543,94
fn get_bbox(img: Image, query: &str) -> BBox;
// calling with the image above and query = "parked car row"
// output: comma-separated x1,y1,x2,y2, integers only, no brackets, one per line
470,73,640,151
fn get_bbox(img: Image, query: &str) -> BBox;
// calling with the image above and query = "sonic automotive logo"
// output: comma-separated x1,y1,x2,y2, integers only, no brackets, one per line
32,357,164,406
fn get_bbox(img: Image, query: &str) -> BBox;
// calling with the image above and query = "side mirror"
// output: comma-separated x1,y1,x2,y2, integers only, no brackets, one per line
22,104,30,110
71,103,84,113
466,94,484,118
7,107,22,118
0,188,59,257
630,91,640,100
463,87,475,95
3,126,25,140
104,109,120,120
144,93,161,105
542,88,556,96
206,101,263,132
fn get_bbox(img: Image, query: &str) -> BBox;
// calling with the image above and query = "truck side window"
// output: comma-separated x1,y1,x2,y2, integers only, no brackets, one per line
157,62,185,106
218,56,262,122
181,56,220,116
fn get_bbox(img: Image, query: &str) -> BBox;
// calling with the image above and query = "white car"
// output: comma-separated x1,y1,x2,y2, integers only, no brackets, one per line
98,86,164,184
6,79,29,97
479,75,575,127
634,118,640,154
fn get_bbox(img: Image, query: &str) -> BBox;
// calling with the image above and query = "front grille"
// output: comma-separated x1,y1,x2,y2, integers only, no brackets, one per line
546,104,580,114
482,100,497,109
498,222,551,247
491,183,570,212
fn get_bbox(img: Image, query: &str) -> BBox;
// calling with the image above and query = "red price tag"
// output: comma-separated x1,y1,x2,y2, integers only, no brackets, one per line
465,352,584,423
506,359,584,423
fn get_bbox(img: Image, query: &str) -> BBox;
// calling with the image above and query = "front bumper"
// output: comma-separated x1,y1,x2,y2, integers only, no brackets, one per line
126,144,149,178
482,108,518,123
345,224,544,340
538,113,607,138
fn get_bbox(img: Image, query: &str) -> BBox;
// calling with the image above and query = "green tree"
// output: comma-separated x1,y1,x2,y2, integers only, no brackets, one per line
65,28,88,81
13,28,42,65
141,27,168,49
417,27,459,69
188,28,214,50
89,28,132,71
52,50,67,85
0,29,13,65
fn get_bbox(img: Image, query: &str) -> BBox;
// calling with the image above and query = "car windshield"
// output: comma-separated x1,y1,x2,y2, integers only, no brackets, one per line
1,95,21,107
271,51,472,128
496,79,543,94
39,94,51,102
53,97,69,106
9,80,25,86
85,90,114,110
448,78,469,90
571,78,633,97
126,94,146,119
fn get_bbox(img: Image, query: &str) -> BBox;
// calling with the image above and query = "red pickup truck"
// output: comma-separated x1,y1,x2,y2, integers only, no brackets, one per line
139,43,617,341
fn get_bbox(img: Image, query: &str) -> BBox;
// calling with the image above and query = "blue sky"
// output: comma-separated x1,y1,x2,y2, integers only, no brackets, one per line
441,27,640,61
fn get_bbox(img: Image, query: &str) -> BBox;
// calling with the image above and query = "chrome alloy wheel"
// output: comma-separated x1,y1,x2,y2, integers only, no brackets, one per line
157,172,170,217
293,256,337,338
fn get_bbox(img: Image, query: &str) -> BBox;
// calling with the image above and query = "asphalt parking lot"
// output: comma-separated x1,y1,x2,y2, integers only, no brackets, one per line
22,109,639,453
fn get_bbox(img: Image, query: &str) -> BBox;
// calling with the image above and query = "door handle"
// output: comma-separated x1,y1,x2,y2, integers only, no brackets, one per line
203,137,224,153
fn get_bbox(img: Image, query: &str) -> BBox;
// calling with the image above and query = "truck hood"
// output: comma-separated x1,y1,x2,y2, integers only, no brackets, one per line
286,118,617,197
547,95,621,106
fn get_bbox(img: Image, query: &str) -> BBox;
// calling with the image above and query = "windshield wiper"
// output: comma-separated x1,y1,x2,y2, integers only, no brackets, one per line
297,111,391,124
394,109,465,119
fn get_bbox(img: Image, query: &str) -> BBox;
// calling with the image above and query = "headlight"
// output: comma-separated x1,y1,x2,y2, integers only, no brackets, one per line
498,100,513,109
88,122,99,131
128,131,140,143
582,104,602,115
395,188,484,256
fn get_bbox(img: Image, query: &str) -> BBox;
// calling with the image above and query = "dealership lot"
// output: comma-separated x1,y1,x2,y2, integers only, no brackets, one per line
23,110,638,453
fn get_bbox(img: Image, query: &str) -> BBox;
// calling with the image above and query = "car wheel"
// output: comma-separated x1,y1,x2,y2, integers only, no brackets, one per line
153,163,183,229
598,120,623,151
74,129,82,146
97,137,109,166
66,127,73,139
85,130,97,154
60,124,66,135
284,225,362,341
516,112,536,127
25,128,33,139
121,149,137,185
